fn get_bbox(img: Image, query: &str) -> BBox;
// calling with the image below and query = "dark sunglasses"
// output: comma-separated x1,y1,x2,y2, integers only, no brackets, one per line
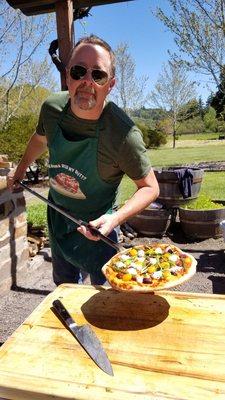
70,65,109,86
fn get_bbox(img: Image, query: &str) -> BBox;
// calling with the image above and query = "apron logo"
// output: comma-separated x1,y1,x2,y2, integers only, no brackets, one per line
49,164,86,199
49,163,87,181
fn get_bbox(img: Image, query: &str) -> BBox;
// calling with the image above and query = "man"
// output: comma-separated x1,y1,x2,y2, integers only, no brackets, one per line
8,35,159,286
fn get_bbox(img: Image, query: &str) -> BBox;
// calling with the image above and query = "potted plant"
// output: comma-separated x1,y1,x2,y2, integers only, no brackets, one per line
179,194,225,239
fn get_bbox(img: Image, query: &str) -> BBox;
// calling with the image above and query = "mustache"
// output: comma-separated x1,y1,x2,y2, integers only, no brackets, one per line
76,83,95,94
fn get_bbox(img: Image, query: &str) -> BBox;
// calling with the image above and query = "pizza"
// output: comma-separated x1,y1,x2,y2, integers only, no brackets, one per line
102,243,197,292
50,173,86,199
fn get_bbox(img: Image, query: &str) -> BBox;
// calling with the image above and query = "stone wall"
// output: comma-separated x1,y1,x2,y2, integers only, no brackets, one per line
0,156,29,293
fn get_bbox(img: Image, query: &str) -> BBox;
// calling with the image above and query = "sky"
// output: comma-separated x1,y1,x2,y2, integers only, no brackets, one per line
49,0,216,104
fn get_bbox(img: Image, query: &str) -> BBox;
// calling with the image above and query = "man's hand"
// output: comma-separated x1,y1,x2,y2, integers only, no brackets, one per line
7,168,26,191
77,214,118,241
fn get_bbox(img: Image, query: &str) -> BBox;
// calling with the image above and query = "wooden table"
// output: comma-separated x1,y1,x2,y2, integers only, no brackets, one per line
0,284,225,399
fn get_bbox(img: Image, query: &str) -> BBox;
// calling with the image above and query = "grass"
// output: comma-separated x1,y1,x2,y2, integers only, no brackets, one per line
177,133,219,141
149,144,225,167
201,171,225,201
27,203,48,234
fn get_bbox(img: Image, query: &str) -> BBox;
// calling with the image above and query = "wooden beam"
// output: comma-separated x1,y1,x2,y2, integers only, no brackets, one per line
8,0,133,7
7,1,134,16
55,0,74,90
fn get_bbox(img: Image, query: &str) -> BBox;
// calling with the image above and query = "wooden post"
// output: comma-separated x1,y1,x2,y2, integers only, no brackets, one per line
55,0,74,90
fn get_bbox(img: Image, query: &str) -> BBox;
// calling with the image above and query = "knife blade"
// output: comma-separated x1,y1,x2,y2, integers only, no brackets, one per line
52,299,113,376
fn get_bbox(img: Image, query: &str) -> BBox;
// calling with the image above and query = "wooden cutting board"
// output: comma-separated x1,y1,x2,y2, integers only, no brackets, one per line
0,284,225,400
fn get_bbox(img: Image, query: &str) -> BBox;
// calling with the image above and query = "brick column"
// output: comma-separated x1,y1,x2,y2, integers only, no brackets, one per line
0,159,29,292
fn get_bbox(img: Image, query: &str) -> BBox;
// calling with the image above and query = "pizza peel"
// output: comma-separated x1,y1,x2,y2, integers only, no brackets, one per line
18,180,125,252
18,181,197,293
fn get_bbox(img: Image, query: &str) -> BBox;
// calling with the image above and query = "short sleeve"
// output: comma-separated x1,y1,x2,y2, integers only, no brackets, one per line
118,126,151,180
36,103,46,136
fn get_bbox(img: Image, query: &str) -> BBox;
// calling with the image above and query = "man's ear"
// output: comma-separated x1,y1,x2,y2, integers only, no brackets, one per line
108,77,116,93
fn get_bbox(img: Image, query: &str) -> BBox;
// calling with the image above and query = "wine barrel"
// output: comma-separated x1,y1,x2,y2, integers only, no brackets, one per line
127,206,172,237
154,167,204,207
179,207,225,239
220,220,225,242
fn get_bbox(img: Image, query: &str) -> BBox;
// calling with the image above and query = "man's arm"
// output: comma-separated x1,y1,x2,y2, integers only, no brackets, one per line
77,168,160,240
7,133,48,190
112,168,159,226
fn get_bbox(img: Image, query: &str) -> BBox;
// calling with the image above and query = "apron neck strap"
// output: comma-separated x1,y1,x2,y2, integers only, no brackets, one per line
59,98,100,137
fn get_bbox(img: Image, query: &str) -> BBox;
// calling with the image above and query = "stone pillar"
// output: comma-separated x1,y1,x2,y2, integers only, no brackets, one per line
0,156,29,292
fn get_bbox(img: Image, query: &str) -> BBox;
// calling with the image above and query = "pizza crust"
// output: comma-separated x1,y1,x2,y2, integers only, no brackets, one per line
102,244,197,292
50,178,86,199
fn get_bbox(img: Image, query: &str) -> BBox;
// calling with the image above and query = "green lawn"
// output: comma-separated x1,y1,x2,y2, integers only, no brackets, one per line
177,133,219,141
149,144,225,167
201,171,225,201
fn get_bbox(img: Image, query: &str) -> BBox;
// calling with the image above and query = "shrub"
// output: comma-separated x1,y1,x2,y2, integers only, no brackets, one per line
0,113,48,177
136,121,167,148
182,194,225,210
203,107,218,132
177,117,205,135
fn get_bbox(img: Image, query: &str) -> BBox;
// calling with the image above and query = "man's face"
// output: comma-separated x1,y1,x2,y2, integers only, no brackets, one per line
66,43,115,117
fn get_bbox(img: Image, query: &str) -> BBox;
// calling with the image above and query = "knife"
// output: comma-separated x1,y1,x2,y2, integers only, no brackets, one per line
18,180,124,252
52,299,114,376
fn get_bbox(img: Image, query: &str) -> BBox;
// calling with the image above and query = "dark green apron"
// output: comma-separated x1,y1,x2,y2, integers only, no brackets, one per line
47,103,119,275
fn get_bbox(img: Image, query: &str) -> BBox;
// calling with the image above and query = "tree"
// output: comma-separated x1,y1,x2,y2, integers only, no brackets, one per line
178,98,201,121
110,42,149,114
0,3,56,128
210,66,225,117
149,60,196,148
135,121,167,148
177,116,205,134
156,0,225,93
0,113,48,180
198,96,205,120
203,106,218,131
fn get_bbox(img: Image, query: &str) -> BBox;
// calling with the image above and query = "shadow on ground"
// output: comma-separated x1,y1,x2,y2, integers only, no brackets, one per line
208,276,225,294
11,284,52,296
166,221,210,245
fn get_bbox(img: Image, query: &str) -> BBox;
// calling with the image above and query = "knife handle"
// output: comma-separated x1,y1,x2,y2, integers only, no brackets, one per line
52,299,72,322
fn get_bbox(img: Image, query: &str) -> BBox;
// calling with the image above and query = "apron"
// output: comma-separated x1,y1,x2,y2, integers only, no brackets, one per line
47,102,119,275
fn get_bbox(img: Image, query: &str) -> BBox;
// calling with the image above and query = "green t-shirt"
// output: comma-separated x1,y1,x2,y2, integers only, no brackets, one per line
36,91,151,184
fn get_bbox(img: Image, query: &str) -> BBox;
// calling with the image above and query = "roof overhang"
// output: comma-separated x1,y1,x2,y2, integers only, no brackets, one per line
6,0,134,16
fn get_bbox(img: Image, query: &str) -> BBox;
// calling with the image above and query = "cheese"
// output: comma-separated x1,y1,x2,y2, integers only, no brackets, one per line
126,267,137,275
149,257,157,265
155,247,163,254
115,261,124,269
120,254,131,261
168,254,179,263
137,249,145,257
151,270,163,279
136,276,143,284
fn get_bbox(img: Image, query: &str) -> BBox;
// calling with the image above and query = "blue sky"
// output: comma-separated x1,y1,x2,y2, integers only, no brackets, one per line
50,0,215,104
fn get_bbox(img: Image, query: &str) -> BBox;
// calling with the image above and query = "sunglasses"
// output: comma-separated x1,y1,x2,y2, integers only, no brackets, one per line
70,65,109,86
